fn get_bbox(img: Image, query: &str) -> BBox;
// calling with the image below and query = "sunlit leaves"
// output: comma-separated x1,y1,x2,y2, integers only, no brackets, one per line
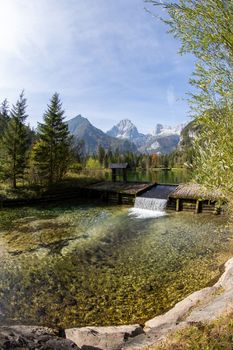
147,0,233,198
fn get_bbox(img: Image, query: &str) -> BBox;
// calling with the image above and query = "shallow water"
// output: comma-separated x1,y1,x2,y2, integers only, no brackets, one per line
0,202,232,328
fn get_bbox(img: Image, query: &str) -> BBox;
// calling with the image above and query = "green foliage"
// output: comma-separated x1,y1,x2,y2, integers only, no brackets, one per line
193,106,233,194
154,311,233,350
0,99,10,138
69,162,83,173
97,144,106,166
2,91,30,188
147,0,233,195
32,93,72,185
86,157,101,169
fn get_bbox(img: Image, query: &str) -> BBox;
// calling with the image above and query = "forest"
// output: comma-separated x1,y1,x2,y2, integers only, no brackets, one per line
0,90,193,192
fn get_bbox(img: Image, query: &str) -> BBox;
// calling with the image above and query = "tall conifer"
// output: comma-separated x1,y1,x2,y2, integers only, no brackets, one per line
0,99,10,137
3,91,29,188
33,93,71,184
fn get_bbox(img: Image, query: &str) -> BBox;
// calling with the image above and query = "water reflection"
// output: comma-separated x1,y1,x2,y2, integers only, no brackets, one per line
106,168,191,184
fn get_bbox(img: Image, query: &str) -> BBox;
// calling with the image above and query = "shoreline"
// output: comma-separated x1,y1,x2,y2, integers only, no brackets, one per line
64,257,233,349
1,257,233,349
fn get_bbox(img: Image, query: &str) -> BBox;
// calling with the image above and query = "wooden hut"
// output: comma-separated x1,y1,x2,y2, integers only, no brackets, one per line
168,183,225,214
109,163,129,182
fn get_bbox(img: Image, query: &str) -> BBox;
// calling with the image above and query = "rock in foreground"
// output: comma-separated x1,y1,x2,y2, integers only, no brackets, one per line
0,325,79,350
65,324,144,350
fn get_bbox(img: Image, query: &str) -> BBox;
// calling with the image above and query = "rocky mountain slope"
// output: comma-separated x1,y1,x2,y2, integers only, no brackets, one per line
67,115,185,154
152,123,185,137
107,119,143,140
107,119,185,154
67,115,137,154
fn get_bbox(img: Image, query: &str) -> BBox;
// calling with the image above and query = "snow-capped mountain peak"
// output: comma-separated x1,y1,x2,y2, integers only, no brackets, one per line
107,119,187,154
152,123,186,137
107,119,140,140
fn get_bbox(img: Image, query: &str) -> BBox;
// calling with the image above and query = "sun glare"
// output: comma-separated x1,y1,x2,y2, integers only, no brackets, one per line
0,0,26,54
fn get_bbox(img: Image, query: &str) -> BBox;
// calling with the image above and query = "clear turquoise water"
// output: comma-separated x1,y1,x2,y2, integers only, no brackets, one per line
0,202,230,328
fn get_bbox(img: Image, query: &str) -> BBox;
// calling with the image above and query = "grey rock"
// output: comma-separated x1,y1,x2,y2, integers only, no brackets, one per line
67,115,137,154
65,324,144,350
144,287,213,331
186,289,233,323
0,325,80,349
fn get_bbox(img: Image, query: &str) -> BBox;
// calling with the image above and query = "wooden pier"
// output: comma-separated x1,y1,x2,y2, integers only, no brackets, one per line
85,181,154,205
85,181,225,214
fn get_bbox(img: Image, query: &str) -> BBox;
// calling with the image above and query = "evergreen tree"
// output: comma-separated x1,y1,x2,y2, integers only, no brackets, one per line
0,99,10,138
0,99,10,179
97,144,105,167
2,91,29,188
107,147,114,164
33,93,71,184
103,153,109,168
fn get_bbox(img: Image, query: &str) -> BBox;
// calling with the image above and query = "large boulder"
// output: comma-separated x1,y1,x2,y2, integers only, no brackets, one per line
0,325,80,349
65,324,144,350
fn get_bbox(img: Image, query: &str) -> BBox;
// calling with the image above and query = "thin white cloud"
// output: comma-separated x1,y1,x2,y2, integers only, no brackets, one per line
0,0,194,131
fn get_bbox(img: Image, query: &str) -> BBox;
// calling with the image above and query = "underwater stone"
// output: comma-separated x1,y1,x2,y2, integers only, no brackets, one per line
65,324,144,350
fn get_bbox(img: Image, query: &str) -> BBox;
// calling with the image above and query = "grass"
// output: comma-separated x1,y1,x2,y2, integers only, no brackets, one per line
0,171,105,201
152,311,233,350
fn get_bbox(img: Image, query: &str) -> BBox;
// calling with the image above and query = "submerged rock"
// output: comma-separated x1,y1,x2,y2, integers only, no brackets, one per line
65,324,144,350
0,325,79,349
121,258,233,349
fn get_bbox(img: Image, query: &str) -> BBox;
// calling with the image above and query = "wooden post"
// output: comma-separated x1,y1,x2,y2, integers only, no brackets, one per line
214,202,221,215
123,169,127,182
176,198,180,212
195,199,200,214
112,169,116,182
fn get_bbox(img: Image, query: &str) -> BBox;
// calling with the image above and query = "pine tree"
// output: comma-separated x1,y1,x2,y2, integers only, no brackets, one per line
97,145,105,167
0,99,10,138
2,91,29,188
33,93,71,184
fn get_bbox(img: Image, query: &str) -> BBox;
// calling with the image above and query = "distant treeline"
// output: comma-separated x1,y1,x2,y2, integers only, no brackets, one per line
77,146,193,172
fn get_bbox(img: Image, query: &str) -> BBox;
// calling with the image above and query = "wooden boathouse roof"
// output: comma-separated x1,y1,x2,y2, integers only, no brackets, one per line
169,183,225,201
109,163,129,169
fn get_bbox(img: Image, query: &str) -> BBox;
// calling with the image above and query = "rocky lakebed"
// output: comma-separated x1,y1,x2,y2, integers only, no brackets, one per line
0,202,232,349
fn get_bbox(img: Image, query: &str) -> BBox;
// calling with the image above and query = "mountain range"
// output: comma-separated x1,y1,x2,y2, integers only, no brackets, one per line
67,115,185,154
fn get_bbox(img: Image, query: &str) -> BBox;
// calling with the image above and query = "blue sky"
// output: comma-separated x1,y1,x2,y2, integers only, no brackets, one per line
0,0,195,134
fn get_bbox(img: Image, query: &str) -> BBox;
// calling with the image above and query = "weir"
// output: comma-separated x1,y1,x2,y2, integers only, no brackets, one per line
138,184,177,200
134,197,167,211
129,184,177,218
85,181,223,214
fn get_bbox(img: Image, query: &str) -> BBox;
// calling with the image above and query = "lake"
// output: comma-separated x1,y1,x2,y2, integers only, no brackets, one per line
86,168,192,184
0,201,231,329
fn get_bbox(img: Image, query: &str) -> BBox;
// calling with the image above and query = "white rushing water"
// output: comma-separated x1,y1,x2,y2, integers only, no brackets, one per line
128,197,167,219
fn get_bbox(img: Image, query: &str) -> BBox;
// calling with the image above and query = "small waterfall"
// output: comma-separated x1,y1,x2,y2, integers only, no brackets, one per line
134,197,167,211
129,197,168,219
129,184,177,219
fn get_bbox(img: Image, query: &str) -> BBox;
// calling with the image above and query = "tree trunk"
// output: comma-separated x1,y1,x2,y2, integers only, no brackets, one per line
13,174,17,189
